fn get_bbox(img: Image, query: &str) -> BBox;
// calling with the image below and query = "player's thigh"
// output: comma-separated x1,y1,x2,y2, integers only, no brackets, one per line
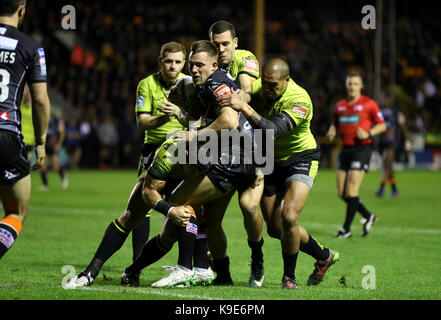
168,175,225,207
282,180,311,221
51,153,60,170
385,148,395,165
345,170,365,197
238,181,263,215
336,170,347,198
0,175,31,222
126,180,151,216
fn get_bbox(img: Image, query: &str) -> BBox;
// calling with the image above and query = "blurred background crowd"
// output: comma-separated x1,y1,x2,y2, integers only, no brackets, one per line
21,0,441,169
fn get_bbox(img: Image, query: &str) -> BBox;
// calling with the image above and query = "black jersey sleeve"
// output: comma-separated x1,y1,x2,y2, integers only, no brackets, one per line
27,47,47,84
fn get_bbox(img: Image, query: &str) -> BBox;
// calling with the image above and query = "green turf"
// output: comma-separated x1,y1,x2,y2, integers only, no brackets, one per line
1,169,440,300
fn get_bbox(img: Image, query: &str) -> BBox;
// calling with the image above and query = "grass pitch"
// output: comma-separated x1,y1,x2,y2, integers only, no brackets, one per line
1,169,440,301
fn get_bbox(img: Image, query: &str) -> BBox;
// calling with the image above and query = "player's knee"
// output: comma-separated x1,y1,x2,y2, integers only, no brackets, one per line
281,204,300,228
266,223,281,239
239,202,259,219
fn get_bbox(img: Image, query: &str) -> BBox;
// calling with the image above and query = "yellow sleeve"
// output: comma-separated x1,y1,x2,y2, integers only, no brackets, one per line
135,78,152,113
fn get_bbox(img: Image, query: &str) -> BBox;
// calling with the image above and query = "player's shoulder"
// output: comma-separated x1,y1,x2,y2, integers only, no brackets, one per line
361,95,379,107
1,25,41,52
207,69,237,87
284,80,312,104
137,72,160,90
234,49,258,61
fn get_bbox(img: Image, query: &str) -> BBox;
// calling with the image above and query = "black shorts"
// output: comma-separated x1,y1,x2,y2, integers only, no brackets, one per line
378,140,396,155
45,142,57,156
338,144,372,172
206,162,256,193
264,149,320,197
0,130,30,185
137,143,160,181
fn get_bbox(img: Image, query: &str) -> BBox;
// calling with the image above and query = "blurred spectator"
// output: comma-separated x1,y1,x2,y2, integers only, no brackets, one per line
64,119,82,168
97,114,119,170
21,1,440,168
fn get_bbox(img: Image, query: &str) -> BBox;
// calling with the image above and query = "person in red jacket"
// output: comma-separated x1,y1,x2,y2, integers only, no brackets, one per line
327,72,386,238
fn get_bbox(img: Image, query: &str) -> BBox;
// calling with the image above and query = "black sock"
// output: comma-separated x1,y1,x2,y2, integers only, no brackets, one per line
132,216,150,261
343,197,359,232
176,214,198,270
356,198,371,219
391,182,398,192
41,171,48,186
126,235,171,274
300,234,330,261
213,256,232,279
58,168,65,179
248,238,264,263
193,222,209,269
85,219,129,278
282,252,298,279
378,182,386,192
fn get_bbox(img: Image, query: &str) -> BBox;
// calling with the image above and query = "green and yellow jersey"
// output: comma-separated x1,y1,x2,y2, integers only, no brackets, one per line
20,101,34,146
226,49,259,80
136,72,187,145
251,78,318,162
146,138,203,181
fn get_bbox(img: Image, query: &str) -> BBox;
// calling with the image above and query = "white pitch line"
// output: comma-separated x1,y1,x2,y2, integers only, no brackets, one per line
77,286,220,300
0,282,219,300
302,221,441,235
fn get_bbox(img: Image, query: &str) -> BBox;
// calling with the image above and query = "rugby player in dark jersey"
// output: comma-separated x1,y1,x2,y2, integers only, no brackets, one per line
121,40,265,288
0,0,51,260
375,100,411,198
38,112,68,190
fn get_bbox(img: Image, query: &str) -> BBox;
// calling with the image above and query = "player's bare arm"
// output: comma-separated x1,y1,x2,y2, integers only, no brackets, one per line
29,82,51,170
218,90,294,138
197,105,239,136
136,113,172,131
356,122,386,140
326,124,337,142
142,174,192,227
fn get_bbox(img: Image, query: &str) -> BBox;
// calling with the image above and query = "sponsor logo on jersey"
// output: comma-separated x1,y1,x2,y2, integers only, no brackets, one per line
354,105,363,112
0,35,18,50
136,95,145,107
38,48,45,58
0,111,10,120
337,105,346,112
213,84,231,97
244,59,258,73
339,114,360,124
290,106,307,119
38,48,47,76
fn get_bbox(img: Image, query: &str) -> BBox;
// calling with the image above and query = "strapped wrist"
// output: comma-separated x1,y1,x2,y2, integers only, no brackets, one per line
155,199,174,216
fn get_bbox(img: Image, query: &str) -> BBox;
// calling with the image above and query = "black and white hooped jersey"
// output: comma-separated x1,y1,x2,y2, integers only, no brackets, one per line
0,23,47,135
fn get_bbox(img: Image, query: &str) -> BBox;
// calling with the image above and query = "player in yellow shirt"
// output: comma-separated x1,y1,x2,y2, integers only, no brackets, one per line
65,42,189,287
209,20,259,94
218,58,339,289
